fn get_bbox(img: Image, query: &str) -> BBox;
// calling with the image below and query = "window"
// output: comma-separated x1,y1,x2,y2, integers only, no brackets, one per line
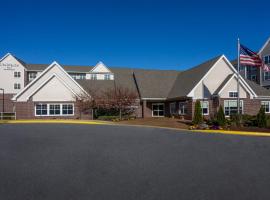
49,104,61,115
229,91,238,98
261,101,270,113
70,73,86,80
264,72,270,81
250,75,257,81
169,102,176,115
36,104,48,116
179,102,187,115
200,101,209,115
62,104,74,115
104,74,110,80
224,100,243,116
264,55,270,64
91,74,97,80
35,103,74,116
14,71,21,78
28,72,37,81
14,83,21,90
152,103,164,117
239,65,245,71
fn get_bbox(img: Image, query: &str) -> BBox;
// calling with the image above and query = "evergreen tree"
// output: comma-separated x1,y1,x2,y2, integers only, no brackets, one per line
217,106,226,126
257,106,267,128
193,100,203,125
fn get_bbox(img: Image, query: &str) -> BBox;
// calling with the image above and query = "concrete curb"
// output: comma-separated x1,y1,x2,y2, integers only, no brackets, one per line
0,120,269,137
0,120,109,125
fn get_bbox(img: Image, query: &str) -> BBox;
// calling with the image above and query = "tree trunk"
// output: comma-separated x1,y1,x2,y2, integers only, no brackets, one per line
119,109,122,120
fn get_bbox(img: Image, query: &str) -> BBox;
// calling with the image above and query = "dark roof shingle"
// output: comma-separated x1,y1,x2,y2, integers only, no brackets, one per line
168,55,222,99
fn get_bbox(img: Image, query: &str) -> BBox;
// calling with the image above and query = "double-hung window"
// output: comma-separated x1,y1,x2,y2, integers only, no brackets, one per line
49,104,61,115
179,102,187,115
62,104,74,115
264,55,270,64
261,101,270,113
36,104,48,116
169,102,176,115
14,83,21,90
14,71,21,78
264,72,270,81
224,100,243,116
35,104,74,116
200,101,209,115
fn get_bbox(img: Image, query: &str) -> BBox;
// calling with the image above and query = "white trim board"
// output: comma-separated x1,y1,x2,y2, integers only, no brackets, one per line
12,61,89,101
258,37,270,55
187,55,258,98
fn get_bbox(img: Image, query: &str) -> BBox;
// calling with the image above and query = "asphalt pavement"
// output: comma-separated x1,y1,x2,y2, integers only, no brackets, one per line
0,124,270,200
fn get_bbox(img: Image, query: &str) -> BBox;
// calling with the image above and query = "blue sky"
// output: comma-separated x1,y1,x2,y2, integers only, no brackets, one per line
1,0,269,70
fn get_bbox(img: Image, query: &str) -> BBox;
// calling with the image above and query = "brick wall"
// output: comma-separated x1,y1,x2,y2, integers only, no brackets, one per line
0,93,15,113
15,100,82,119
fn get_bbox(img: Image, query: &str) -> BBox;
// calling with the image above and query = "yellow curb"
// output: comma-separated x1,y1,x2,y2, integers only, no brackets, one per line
1,120,270,137
193,129,270,137
0,120,110,125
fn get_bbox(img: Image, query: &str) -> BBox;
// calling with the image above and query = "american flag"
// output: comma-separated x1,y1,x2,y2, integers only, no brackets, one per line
240,44,262,66
240,44,270,71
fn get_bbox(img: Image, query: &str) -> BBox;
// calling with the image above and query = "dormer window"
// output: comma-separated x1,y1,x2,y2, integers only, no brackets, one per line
104,74,110,80
91,74,97,80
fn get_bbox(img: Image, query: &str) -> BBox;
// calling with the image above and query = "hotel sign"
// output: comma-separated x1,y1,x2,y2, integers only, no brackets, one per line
0,63,19,71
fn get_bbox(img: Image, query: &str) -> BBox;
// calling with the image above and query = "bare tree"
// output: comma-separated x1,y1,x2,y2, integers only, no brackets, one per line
76,85,101,119
100,86,139,120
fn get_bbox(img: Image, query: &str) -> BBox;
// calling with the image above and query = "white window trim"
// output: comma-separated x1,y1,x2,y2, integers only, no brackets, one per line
152,103,165,117
264,71,270,81
35,103,75,117
169,102,176,115
14,83,21,90
200,101,209,115
261,101,270,113
14,71,21,78
228,91,238,98
179,102,187,115
264,55,270,64
224,100,244,117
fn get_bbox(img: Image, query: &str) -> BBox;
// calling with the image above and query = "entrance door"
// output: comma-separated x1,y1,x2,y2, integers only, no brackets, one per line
152,103,165,117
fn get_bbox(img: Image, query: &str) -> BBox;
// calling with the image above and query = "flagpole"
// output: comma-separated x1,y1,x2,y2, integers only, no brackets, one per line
237,38,240,115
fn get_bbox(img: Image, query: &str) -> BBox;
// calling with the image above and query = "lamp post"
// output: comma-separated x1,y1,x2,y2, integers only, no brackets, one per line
0,88,4,113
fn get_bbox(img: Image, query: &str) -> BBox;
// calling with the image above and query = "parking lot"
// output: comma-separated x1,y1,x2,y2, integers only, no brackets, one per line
0,124,270,200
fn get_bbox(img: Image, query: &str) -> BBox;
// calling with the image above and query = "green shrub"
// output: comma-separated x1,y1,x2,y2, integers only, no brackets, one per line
230,114,242,127
257,106,267,128
193,100,203,125
97,116,120,121
216,106,226,126
241,114,257,127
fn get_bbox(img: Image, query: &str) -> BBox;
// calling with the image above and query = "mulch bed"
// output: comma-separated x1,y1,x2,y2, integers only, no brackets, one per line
117,117,190,129
117,118,270,133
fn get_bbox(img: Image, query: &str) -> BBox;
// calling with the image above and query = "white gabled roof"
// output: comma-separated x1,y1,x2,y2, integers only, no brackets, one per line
258,37,270,55
90,61,111,73
12,61,89,101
